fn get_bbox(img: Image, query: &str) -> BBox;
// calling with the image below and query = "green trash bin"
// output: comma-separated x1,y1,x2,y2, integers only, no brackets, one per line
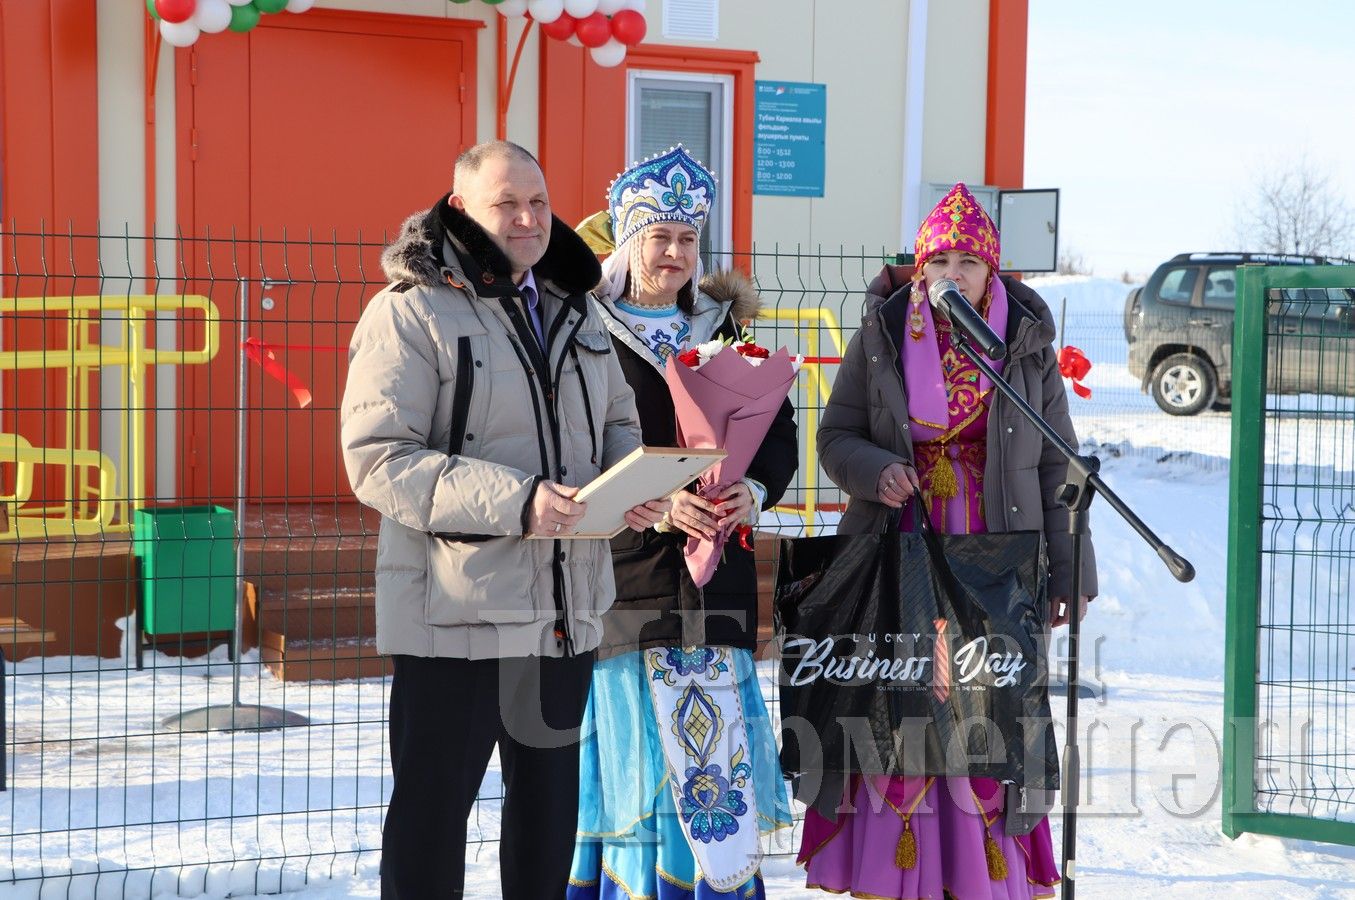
132,505,237,637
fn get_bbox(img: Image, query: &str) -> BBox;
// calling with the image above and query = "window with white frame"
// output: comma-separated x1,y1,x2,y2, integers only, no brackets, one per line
627,71,733,266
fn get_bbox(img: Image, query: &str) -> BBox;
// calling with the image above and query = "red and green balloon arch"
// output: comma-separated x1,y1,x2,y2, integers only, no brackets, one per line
146,0,648,65
459,0,648,68
145,0,314,46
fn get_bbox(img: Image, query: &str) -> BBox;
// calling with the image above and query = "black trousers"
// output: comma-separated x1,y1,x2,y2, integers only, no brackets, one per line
380,652,595,899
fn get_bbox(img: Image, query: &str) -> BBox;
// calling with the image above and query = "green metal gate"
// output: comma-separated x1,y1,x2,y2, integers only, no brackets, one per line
1224,263,1355,844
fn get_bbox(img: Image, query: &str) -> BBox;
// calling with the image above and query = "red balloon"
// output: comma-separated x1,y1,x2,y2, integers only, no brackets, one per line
609,9,646,46
574,12,611,48
154,0,197,24
539,12,577,40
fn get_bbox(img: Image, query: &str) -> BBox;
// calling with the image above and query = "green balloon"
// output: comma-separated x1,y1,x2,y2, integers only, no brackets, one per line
448,0,475,4
146,0,160,21
229,4,261,31
480,0,506,5
254,0,288,12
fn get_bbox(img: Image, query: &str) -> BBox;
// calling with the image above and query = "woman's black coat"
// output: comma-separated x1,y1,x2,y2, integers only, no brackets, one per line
593,270,798,658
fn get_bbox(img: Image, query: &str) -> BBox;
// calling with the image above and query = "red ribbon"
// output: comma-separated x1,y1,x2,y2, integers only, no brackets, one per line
736,523,754,552
1057,345,1093,399
241,338,345,409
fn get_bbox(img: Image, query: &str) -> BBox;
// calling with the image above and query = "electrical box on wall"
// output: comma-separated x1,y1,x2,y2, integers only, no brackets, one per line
997,188,1059,273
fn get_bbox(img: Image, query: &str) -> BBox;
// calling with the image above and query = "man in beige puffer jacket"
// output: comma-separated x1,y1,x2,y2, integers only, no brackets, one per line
341,141,668,899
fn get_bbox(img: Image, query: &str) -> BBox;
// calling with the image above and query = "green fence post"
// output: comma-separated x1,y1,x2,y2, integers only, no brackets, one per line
1222,264,1267,838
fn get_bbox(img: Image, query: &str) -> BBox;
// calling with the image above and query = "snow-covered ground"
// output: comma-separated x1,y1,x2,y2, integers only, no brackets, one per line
3,277,1354,898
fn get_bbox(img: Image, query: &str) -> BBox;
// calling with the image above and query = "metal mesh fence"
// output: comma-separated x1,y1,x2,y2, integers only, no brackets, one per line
1255,285,1355,822
0,227,1254,891
1225,265,1355,846
1,226,391,895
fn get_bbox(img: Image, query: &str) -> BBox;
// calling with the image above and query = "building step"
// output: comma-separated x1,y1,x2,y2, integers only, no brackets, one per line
257,586,376,643
241,538,376,593
258,634,391,682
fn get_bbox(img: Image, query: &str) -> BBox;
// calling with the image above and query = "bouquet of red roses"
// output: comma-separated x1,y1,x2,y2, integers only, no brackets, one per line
665,336,801,587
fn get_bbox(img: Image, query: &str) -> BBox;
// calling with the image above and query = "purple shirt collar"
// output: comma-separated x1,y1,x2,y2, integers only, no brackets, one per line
518,269,546,349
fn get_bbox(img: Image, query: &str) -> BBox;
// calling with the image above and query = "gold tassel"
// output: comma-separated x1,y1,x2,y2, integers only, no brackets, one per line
894,820,917,870
930,454,959,501
984,831,1009,881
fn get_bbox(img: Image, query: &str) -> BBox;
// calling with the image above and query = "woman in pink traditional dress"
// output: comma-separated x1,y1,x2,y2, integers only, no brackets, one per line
803,183,1099,899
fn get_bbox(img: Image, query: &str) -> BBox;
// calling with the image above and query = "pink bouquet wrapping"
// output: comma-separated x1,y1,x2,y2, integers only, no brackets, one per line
665,339,801,587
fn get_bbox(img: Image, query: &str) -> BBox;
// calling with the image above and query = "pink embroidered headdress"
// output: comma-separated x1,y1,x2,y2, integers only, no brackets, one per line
913,182,1000,272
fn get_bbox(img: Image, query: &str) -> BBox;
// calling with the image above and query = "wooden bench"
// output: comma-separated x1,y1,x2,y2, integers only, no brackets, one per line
0,616,56,646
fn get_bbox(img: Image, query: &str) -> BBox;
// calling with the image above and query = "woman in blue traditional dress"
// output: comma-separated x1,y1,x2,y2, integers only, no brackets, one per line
566,146,796,900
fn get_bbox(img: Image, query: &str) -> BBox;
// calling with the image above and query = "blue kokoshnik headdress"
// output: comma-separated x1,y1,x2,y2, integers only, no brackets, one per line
608,145,717,247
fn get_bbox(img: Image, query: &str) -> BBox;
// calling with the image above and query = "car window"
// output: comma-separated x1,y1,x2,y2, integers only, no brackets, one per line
1157,267,1197,305
1201,268,1237,309
1272,288,1352,324
1308,288,1355,325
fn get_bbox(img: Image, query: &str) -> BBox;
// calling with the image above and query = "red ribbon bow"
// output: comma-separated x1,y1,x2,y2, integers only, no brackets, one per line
242,338,346,409
1057,345,1093,399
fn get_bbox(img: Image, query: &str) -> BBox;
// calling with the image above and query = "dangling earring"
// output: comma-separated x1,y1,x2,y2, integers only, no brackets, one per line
909,282,927,342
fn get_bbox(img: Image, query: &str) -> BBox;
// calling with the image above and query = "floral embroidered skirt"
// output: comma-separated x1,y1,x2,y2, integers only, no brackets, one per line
799,775,1059,899
568,647,792,899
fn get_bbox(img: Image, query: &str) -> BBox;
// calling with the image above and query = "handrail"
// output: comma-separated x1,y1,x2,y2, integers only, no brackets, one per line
0,293,221,536
761,307,848,358
759,308,850,536
0,294,219,369
0,433,119,538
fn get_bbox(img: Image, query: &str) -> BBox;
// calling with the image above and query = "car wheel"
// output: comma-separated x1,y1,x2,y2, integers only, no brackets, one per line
1150,353,1216,416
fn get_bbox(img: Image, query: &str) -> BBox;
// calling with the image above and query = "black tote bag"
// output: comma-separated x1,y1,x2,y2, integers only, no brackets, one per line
775,510,1058,790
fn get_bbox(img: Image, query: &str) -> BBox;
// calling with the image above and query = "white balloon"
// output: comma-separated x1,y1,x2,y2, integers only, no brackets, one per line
226,0,253,6
525,0,564,24
596,0,626,12
159,18,201,47
194,0,232,33
285,0,316,11
562,0,597,18
497,0,529,16
589,37,626,67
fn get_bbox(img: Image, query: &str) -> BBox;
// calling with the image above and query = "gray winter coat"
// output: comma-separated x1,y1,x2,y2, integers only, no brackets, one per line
340,198,642,660
818,266,1098,600
810,266,1096,835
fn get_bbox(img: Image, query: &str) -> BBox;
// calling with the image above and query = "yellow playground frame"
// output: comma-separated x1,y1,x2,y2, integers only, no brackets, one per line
0,294,219,538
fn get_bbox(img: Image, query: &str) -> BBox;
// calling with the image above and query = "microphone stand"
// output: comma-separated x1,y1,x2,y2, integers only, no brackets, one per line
948,330,1195,900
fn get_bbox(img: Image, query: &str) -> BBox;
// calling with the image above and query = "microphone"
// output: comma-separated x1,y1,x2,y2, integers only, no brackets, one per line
927,278,1007,360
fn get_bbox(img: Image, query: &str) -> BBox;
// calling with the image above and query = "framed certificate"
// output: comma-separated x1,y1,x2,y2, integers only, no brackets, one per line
529,446,726,540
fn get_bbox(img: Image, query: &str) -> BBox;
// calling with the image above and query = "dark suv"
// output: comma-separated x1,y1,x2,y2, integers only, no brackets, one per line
1124,252,1355,415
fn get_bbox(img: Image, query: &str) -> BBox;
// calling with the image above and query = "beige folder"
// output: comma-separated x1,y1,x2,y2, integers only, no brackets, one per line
528,446,726,540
